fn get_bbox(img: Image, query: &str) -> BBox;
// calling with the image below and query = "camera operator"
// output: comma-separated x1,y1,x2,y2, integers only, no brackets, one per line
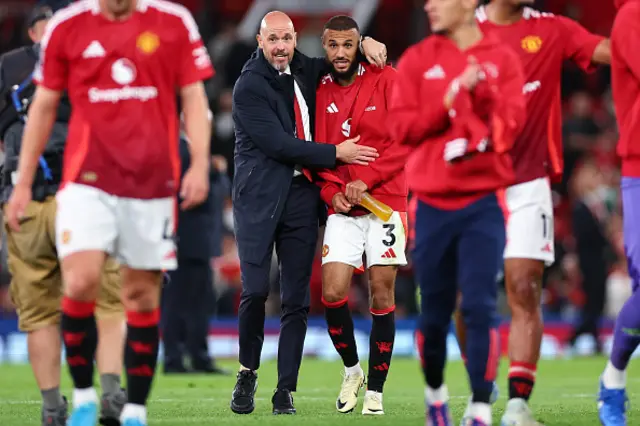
0,4,126,425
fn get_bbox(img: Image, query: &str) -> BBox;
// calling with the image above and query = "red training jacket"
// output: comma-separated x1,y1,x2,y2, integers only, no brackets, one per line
389,34,526,210
314,63,409,216
612,0,640,177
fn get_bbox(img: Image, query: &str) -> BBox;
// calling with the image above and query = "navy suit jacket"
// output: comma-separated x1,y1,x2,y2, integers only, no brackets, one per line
232,49,336,265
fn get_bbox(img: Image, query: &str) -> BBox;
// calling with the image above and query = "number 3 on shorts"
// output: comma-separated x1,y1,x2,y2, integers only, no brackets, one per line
382,224,396,247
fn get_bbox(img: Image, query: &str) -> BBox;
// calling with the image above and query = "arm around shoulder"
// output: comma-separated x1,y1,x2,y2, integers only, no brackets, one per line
233,74,336,168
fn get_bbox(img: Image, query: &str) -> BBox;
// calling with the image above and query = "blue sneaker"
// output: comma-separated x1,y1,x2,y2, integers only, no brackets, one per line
67,401,98,426
122,419,146,426
426,402,453,426
598,379,628,426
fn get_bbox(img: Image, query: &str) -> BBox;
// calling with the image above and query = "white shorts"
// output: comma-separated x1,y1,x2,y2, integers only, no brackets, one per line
56,183,177,270
504,177,555,265
322,211,408,269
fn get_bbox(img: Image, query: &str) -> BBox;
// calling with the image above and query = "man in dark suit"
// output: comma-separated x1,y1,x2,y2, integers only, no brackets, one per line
229,10,387,415
162,123,229,375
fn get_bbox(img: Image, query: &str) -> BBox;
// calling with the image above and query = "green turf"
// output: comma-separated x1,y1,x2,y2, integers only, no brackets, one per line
0,357,637,425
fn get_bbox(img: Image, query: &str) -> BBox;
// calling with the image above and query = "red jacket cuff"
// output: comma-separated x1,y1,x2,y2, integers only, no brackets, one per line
448,84,473,116
450,109,490,155
320,183,342,206
350,165,382,191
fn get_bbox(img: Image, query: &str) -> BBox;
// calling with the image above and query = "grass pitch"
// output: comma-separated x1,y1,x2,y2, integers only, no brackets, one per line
0,357,637,425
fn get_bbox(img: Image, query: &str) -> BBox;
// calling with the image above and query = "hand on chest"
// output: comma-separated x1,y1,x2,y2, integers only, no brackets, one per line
422,52,500,92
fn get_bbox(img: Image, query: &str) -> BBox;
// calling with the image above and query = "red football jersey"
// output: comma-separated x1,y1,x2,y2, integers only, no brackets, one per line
314,64,408,215
317,71,362,188
476,6,603,184
34,0,215,199
611,0,640,177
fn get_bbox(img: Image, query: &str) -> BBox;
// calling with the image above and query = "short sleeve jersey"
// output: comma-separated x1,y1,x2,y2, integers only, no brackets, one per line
476,6,603,184
34,0,215,198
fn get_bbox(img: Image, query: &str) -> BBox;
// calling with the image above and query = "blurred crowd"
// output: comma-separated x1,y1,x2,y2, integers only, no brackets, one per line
0,1,629,340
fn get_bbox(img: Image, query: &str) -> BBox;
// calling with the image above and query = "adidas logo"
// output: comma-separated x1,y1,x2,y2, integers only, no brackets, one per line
82,41,106,59
381,248,397,259
424,65,445,80
365,105,376,112
327,102,339,113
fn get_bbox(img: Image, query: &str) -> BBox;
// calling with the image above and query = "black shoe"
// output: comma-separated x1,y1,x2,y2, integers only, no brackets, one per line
230,370,258,414
99,388,127,426
41,396,68,426
272,389,296,415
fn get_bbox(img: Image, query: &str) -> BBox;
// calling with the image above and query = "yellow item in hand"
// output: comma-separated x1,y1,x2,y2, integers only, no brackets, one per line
359,193,394,222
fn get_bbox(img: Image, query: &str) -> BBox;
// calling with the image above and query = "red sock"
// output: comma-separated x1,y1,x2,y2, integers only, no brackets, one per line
508,361,536,401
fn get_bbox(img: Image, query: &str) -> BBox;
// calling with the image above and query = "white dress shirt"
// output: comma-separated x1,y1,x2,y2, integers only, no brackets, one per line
280,66,310,177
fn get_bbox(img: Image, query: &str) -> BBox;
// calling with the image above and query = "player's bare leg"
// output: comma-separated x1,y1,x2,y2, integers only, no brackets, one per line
96,316,127,426
363,265,397,415
502,257,544,426
32,318,126,426
29,325,67,425
119,268,163,426
61,251,106,426
322,261,365,413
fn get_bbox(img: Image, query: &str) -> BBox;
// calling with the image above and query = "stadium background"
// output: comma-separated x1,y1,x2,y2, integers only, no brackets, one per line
0,0,631,364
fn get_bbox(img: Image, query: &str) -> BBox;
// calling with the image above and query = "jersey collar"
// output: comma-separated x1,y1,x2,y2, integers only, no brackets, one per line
88,0,148,15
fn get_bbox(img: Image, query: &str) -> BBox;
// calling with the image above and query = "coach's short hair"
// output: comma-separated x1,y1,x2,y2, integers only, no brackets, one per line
323,15,360,34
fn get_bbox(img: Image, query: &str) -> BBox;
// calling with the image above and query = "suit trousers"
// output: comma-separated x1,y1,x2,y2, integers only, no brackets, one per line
238,177,319,391
162,258,214,367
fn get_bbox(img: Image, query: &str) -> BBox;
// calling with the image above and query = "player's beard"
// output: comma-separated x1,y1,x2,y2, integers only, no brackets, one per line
329,58,359,84
511,0,532,12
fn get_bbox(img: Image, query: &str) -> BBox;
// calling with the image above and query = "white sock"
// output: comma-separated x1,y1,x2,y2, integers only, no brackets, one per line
121,403,147,423
425,385,449,405
602,361,626,389
470,402,492,424
345,362,363,376
73,387,97,408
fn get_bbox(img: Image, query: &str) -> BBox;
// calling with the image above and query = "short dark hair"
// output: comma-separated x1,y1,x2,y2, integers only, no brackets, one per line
323,15,360,34
27,5,53,28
